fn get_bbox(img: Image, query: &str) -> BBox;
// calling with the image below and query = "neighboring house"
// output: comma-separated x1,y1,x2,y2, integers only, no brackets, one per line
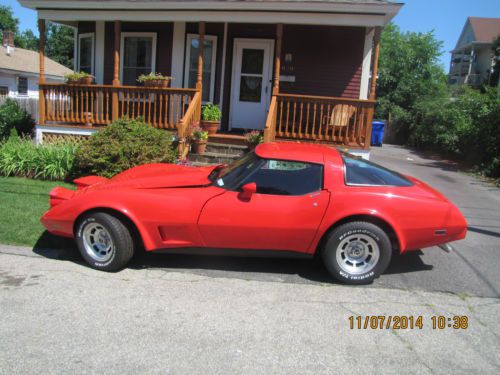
19,0,402,154
449,17,500,87
0,30,72,98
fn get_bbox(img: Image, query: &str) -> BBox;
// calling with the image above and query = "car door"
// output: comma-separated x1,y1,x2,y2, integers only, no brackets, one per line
198,159,330,252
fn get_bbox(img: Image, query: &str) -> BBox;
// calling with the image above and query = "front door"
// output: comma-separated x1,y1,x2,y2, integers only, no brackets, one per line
229,39,274,130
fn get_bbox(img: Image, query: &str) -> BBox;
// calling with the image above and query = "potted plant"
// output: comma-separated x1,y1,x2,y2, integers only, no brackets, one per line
200,103,222,135
137,73,172,88
190,125,209,154
244,130,263,150
64,72,94,85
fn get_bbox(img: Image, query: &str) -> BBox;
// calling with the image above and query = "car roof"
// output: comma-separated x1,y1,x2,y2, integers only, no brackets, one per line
255,142,340,164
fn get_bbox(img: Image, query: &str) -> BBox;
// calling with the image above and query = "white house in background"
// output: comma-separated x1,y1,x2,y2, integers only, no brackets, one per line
0,30,72,98
449,17,500,87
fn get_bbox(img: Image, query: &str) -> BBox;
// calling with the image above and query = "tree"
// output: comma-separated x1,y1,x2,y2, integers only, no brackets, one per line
0,5,20,41
16,29,38,50
45,22,74,69
375,23,448,142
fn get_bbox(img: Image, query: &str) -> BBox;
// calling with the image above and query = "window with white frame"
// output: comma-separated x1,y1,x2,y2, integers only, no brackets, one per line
17,77,28,95
120,32,157,86
78,33,94,74
184,34,217,103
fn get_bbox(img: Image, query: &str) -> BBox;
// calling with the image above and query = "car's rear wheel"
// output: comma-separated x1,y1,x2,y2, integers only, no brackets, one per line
322,221,392,285
75,212,135,271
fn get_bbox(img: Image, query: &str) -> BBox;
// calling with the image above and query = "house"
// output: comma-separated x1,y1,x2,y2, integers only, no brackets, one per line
18,0,402,155
0,30,72,98
449,17,500,87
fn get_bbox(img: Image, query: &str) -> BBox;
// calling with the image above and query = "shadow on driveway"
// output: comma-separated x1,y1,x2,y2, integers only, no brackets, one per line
32,231,433,285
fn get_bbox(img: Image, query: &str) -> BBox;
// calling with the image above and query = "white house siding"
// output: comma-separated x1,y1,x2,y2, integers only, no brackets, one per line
0,72,64,98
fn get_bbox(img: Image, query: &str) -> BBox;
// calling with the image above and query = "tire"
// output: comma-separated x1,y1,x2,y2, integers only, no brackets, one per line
322,221,392,285
75,212,135,271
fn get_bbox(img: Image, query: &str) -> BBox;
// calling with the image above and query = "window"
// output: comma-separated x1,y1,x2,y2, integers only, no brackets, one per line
17,77,28,96
78,33,94,74
342,154,413,187
184,34,217,102
120,32,157,86
0,86,8,98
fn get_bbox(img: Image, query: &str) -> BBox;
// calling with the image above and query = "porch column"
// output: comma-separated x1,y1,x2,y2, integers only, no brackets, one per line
366,26,381,150
38,18,46,125
112,21,121,121
369,27,381,100
196,22,205,92
272,24,283,95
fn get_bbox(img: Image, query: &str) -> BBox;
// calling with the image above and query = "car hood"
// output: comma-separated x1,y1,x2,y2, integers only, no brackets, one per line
84,163,217,192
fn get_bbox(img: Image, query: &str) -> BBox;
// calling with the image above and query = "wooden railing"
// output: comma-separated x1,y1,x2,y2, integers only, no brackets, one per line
177,91,202,157
39,83,198,129
265,93,376,149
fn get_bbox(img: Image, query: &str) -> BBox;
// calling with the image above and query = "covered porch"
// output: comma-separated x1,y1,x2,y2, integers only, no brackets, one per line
26,0,396,153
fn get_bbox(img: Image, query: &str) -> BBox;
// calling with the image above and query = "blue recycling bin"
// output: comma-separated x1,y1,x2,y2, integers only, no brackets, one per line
371,120,386,147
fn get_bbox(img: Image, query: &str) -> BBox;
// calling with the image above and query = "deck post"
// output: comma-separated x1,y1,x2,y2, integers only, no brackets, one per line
38,19,46,125
196,22,205,92
272,24,283,96
365,26,381,149
112,20,121,121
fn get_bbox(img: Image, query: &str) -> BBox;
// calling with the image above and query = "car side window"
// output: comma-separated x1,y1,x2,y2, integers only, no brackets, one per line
240,159,323,196
342,154,413,187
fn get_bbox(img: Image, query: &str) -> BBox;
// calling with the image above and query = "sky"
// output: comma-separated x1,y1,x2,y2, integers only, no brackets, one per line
4,0,500,69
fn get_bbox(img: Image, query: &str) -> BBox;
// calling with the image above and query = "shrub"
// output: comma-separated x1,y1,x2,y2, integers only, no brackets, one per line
190,125,208,141
0,99,36,139
72,117,178,178
0,136,77,180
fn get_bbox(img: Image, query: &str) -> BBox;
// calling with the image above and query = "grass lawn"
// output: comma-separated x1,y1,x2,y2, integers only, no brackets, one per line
0,177,74,247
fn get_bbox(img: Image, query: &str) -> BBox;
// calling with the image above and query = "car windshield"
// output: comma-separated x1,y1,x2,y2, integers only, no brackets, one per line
342,153,413,187
209,152,262,190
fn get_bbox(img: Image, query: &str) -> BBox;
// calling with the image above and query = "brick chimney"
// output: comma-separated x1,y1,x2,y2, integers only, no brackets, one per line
2,30,14,48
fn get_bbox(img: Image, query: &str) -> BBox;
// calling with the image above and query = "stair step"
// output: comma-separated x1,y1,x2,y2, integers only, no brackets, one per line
205,142,248,156
188,151,241,165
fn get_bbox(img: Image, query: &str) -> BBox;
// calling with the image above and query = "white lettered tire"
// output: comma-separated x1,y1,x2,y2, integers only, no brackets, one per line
322,221,392,285
75,212,135,271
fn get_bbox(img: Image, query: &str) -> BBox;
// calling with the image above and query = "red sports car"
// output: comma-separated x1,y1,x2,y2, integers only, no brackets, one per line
41,143,467,284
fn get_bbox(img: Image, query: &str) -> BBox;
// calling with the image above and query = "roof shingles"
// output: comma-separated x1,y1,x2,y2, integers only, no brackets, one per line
0,46,72,77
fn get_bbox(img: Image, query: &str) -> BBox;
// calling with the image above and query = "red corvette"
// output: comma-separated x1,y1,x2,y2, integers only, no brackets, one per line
41,143,467,284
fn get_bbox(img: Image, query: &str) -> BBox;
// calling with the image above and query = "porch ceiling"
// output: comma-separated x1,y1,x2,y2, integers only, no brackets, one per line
19,0,403,27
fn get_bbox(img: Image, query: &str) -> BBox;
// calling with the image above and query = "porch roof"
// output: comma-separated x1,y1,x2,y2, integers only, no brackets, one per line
20,0,403,27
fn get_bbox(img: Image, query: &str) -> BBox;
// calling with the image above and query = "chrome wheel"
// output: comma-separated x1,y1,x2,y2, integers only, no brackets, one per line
82,223,114,262
336,233,380,275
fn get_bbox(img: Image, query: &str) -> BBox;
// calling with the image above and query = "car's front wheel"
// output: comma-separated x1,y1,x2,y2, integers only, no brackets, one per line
322,221,392,285
75,212,135,271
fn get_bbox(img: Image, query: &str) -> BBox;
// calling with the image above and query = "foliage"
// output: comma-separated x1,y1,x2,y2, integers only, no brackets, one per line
137,72,172,82
72,117,178,178
0,135,77,180
0,177,74,246
190,125,208,141
16,29,39,50
202,103,222,121
0,99,35,139
412,87,500,178
45,22,74,69
0,6,37,51
64,71,93,83
376,23,448,142
244,130,263,146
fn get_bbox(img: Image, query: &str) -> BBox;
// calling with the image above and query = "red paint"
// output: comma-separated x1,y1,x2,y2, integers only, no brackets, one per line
41,143,467,255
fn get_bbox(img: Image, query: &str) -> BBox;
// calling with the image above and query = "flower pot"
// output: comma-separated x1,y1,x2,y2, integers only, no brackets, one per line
144,79,171,88
192,140,208,154
78,76,93,85
200,120,220,135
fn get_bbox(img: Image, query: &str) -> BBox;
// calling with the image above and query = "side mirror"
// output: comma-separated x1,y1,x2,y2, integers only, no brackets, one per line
239,182,257,200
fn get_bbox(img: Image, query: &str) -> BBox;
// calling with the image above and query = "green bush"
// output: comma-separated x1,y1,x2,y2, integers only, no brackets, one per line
412,87,500,178
0,136,77,180
202,103,222,121
72,117,178,178
0,99,36,139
